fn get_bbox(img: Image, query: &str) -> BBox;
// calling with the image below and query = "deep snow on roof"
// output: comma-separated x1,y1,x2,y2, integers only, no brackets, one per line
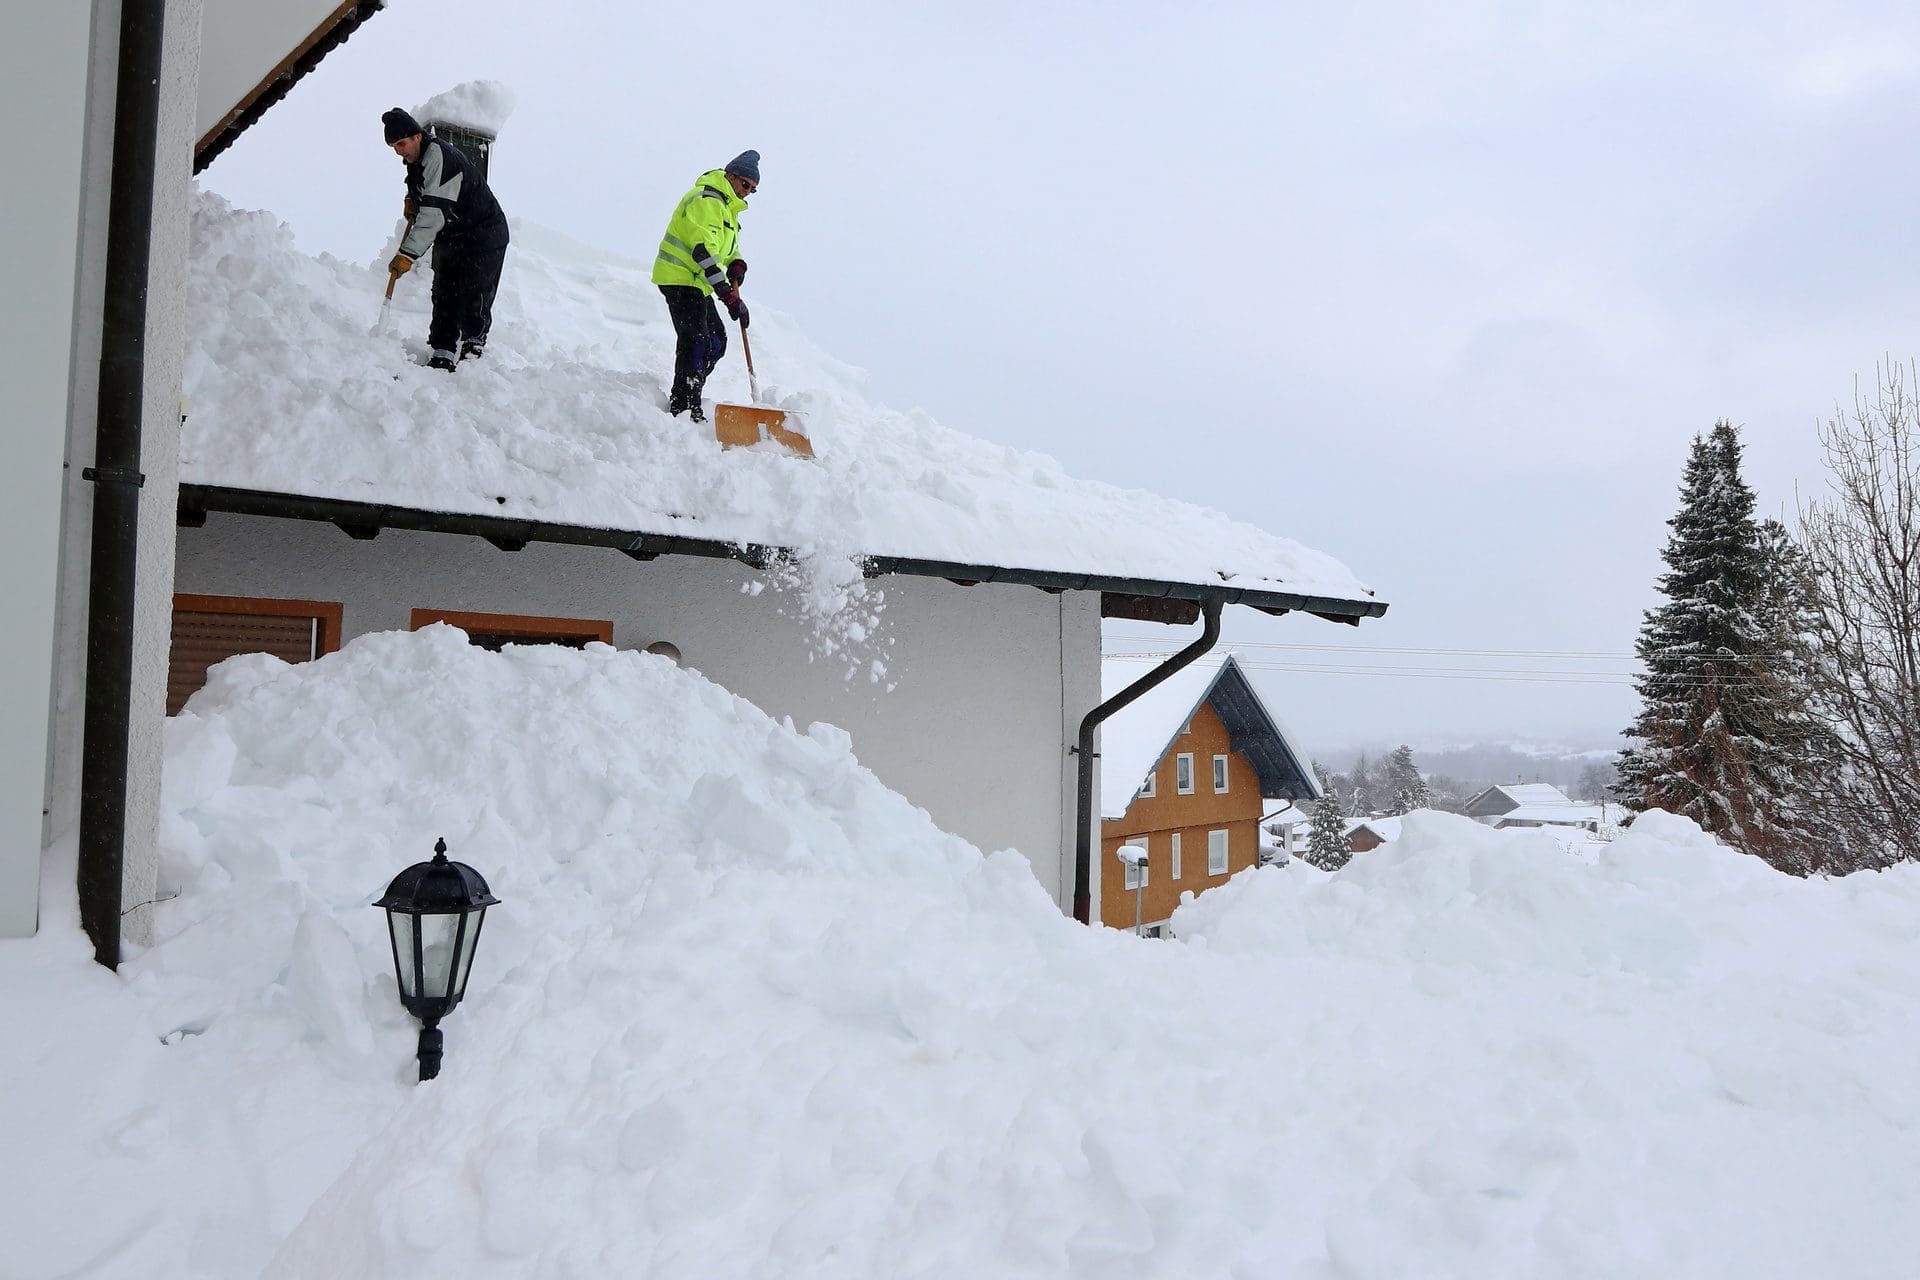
1096,652,1317,818
180,192,1379,609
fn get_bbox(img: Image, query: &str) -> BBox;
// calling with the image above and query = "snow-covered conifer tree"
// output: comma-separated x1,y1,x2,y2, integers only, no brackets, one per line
1305,789,1351,871
1383,745,1432,815
1619,422,1812,867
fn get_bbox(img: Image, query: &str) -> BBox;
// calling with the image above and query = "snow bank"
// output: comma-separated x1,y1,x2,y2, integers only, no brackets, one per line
9,636,1920,1277
180,190,1376,610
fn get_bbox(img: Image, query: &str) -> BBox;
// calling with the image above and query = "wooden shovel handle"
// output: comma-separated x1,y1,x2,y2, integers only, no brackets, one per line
384,269,399,300
737,315,756,380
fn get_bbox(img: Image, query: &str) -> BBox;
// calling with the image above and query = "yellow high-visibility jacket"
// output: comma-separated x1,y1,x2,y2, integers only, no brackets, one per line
652,168,745,295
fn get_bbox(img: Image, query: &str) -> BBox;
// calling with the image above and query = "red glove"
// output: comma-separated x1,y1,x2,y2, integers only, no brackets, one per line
717,286,748,328
726,258,746,286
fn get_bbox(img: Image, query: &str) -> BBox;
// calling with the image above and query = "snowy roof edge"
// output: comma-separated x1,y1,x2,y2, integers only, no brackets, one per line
179,483,1392,620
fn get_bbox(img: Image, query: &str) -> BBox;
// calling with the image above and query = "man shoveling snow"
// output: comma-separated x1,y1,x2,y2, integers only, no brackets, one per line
652,149,758,422
381,107,510,371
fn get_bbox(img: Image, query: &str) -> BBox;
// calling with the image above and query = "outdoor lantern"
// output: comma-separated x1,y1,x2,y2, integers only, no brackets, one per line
374,837,500,1081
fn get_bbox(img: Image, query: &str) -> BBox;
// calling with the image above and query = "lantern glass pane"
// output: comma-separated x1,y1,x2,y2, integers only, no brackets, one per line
420,913,462,1000
454,907,487,999
389,912,419,997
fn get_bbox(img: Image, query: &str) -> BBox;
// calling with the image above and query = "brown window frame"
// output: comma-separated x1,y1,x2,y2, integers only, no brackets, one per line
409,608,613,646
173,593,344,654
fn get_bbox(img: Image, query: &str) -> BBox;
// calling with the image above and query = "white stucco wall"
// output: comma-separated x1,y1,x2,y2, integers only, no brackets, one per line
0,5,97,936
175,517,1106,910
44,0,201,948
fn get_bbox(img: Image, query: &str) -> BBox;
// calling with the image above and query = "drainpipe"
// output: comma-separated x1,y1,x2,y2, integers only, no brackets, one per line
1072,598,1221,923
78,0,167,970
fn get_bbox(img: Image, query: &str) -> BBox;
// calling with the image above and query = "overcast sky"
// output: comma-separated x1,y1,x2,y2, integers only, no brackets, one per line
202,0,1920,755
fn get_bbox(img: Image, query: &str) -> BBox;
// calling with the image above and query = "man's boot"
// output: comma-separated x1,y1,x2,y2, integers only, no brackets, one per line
428,351,457,372
460,340,486,362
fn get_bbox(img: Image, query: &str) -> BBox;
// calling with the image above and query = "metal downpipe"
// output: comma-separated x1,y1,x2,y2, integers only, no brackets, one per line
1071,598,1221,923
78,0,166,969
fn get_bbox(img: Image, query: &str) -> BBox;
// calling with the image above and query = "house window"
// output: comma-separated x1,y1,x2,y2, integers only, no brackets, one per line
169,593,343,715
1212,754,1230,793
410,608,613,651
1208,828,1229,875
1122,839,1149,890
1137,770,1156,799
1175,753,1194,794
1170,831,1182,880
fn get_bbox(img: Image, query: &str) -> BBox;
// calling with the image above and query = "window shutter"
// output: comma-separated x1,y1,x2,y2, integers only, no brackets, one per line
168,611,318,714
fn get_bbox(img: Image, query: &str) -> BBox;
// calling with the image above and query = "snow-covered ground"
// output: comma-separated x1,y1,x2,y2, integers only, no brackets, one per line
9,630,1920,1278
180,192,1376,609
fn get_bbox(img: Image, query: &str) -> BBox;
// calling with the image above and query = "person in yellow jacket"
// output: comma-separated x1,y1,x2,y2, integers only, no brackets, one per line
652,150,758,422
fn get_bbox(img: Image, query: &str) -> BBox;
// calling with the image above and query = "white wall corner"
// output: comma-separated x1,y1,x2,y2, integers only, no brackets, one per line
1058,591,1102,916
121,0,204,946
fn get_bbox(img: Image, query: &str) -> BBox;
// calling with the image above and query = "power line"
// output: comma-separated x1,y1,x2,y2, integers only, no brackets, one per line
1102,652,1790,689
1103,634,1799,663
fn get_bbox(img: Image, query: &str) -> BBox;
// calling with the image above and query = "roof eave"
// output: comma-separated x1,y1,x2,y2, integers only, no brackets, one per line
177,483,1391,621
194,2,386,174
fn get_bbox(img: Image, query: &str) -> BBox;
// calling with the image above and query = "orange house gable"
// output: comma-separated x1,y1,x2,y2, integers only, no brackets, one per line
1100,700,1266,930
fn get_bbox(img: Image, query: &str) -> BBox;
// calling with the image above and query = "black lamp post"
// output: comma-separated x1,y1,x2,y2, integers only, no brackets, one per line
374,838,499,1081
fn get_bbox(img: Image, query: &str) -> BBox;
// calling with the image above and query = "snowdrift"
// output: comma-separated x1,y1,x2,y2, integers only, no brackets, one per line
8,632,1920,1277
180,191,1375,605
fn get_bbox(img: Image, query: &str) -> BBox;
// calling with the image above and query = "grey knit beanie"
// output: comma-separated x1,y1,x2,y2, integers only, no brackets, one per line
723,150,761,184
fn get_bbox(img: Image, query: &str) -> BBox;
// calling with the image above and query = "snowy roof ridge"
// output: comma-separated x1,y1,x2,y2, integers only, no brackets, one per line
180,192,1385,616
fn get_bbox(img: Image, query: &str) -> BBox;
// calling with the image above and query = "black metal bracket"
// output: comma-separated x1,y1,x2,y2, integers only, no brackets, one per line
82,465,146,488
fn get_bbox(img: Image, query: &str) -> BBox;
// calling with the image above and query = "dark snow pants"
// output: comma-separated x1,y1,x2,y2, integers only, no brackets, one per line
659,284,727,411
429,235,508,358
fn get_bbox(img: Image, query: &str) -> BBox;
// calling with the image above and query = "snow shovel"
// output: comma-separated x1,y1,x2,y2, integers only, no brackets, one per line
374,267,400,336
713,315,814,458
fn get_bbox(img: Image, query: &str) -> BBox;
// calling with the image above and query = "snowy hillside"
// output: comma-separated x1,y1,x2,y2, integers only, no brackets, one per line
9,631,1920,1277
180,192,1377,609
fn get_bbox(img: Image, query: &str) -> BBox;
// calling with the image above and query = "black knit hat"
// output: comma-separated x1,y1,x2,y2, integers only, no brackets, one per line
382,108,423,144
724,150,761,184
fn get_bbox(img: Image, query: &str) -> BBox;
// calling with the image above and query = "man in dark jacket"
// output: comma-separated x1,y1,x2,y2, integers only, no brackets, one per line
382,108,510,371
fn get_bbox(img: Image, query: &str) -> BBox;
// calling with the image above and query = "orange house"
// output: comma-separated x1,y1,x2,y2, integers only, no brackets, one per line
1099,653,1321,934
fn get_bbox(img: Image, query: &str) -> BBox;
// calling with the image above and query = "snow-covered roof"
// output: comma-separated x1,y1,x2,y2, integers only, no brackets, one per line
1465,782,1578,811
1097,653,1319,818
1496,783,1575,806
180,195,1383,618
1494,804,1605,827
1344,816,1404,843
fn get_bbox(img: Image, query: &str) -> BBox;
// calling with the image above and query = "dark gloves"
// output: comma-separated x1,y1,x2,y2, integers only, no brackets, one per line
726,258,747,286
388,253,414,276
717,285,749,328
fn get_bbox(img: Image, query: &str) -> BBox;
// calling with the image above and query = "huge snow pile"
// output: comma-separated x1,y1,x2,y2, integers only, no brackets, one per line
180,191,1375,607
8,632,1920,1277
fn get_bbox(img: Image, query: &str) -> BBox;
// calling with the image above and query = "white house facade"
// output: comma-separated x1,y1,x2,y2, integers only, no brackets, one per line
173,511,1101,908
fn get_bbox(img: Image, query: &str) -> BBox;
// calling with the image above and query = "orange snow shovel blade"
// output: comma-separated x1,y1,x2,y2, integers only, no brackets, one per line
711,311,815,457
712,402,814,456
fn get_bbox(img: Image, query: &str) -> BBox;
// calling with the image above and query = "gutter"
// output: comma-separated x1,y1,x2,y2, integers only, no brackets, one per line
1070,599,1221,924
78,0,167,969
176,484,1390,622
